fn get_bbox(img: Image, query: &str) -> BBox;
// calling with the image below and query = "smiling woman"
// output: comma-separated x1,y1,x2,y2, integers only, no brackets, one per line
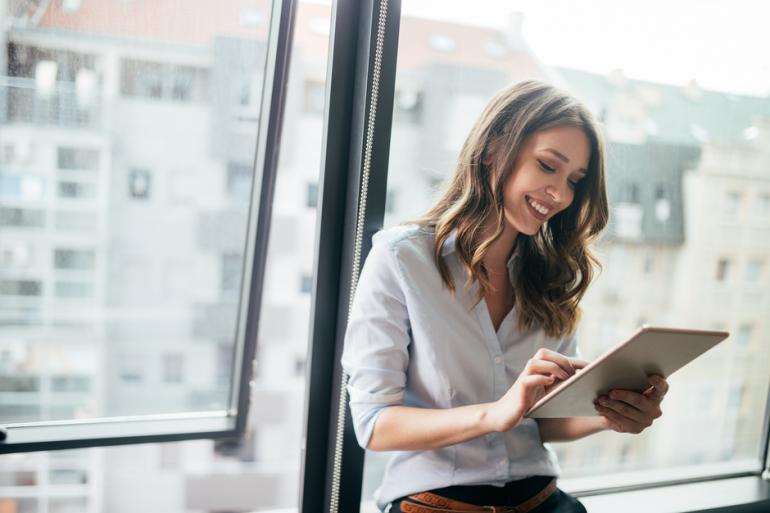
341,81,669,512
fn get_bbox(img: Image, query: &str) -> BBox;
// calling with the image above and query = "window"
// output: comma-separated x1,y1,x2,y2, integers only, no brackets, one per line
53,249,95,270
128,168,151,199
366,1,770,511
0,207,45,228
745,259,763,283
736,324,753,349
221,253,243,300
716,258,731,282
120,60,209,103
725,191,742,217
300,273,313,294
3,1,770,512
57,147,99,171
306,181,318,208
0,175,45,201
226,162,253,203
0,0,290,460
57,180,95,199
753,193,770,221
0,280,42,296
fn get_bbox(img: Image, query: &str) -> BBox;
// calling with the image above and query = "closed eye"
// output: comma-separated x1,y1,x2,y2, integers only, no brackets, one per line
538,160,556,173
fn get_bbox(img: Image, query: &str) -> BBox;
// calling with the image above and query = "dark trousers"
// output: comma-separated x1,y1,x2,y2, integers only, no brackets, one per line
389,476,587,513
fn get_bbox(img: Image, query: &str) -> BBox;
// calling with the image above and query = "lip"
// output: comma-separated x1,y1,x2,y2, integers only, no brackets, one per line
525,195,552,222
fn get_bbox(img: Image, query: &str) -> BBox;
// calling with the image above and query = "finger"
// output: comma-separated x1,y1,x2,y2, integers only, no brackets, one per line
649,375,669,397
526,359,571,381
521,374,555,388
595,405,643,434
533,348,576,375
596,396,650,425
609,390,658,414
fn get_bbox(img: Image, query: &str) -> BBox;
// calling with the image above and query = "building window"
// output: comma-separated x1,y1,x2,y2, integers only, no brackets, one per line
222,253,243,300
735,324,753,348
725,191,741,217
715,258,730,282
0,280,42,296
306,182,318,208
54,248,95,270
0,207,45,228
121,59,209,102
57,147,99,171
745,259,763,283
294,357,306,377
625,183,641,204
119,355,144,384
58,180,96,199
128,168,151,199
51,375,90,393
754,193,770,220
0,376,40,392
0,175,45,201
227,162,253,202
300,273,313,294
163,353,184,384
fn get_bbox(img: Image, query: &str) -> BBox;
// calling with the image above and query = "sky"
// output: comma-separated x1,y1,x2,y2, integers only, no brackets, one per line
393,0,770,97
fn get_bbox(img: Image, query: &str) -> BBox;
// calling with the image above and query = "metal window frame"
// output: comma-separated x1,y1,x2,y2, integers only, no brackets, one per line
299,0,401,512
0,0,297,454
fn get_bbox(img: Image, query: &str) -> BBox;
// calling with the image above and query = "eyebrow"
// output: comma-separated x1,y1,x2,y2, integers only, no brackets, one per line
543,148,587,174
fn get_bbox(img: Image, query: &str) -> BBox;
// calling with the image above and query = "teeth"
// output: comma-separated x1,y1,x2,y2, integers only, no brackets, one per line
527,197,550,215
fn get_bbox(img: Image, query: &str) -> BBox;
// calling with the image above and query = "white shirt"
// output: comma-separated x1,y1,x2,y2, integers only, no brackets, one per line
341,224,578,510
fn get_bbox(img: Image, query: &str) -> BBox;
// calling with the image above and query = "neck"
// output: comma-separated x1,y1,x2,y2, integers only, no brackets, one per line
481,216,519,277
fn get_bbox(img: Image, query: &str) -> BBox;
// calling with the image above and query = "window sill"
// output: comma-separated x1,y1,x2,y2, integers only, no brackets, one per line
578,476,770,513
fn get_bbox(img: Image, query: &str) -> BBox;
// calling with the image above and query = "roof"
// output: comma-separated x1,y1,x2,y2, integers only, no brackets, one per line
558,67,770,147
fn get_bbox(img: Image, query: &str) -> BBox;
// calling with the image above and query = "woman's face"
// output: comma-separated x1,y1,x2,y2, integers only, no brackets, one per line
499,125,590,236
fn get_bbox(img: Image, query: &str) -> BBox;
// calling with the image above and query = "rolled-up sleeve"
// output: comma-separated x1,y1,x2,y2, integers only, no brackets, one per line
341,233,411,448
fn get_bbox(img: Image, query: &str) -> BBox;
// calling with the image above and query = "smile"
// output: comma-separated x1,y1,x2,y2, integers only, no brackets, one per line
526,196,550,216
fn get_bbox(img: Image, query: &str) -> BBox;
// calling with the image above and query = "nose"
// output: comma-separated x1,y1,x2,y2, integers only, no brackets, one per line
545,180,570,204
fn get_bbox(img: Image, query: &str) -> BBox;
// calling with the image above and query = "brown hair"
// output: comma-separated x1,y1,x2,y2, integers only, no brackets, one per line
412,80,608,338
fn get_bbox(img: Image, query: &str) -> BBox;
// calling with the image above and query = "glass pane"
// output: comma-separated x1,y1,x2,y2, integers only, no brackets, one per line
362,0,770,508
0,0,273,425
0,0,329,512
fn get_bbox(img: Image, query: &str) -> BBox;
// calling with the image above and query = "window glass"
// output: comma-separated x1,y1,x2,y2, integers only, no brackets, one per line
362,0,770,507
1,1,329,512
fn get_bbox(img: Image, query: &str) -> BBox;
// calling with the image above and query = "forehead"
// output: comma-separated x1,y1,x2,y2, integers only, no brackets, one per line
527,126,591,170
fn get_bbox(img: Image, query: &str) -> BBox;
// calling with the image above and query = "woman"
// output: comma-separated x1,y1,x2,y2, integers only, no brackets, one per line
341,80,668,512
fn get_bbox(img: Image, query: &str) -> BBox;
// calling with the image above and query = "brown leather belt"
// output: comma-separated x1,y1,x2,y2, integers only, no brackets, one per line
399,478,557,513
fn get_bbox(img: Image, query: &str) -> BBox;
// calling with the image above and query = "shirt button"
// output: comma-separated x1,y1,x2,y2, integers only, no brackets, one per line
494,356,502,364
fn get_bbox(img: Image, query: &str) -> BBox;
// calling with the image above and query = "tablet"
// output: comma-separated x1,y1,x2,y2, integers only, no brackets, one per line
525,326,729,418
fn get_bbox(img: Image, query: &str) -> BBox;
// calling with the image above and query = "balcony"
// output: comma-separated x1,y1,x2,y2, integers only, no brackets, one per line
0,76,101,129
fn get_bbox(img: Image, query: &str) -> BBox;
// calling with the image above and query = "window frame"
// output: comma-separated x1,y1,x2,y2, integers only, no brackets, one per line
0,0,297,454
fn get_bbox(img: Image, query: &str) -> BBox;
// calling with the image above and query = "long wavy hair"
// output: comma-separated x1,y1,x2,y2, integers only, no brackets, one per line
412,80,608,338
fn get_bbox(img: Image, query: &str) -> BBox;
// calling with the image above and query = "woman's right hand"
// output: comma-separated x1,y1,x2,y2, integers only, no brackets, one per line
485,349,586,433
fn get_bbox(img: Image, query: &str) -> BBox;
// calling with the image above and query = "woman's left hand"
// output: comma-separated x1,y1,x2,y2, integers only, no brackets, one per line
594,375,669,434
